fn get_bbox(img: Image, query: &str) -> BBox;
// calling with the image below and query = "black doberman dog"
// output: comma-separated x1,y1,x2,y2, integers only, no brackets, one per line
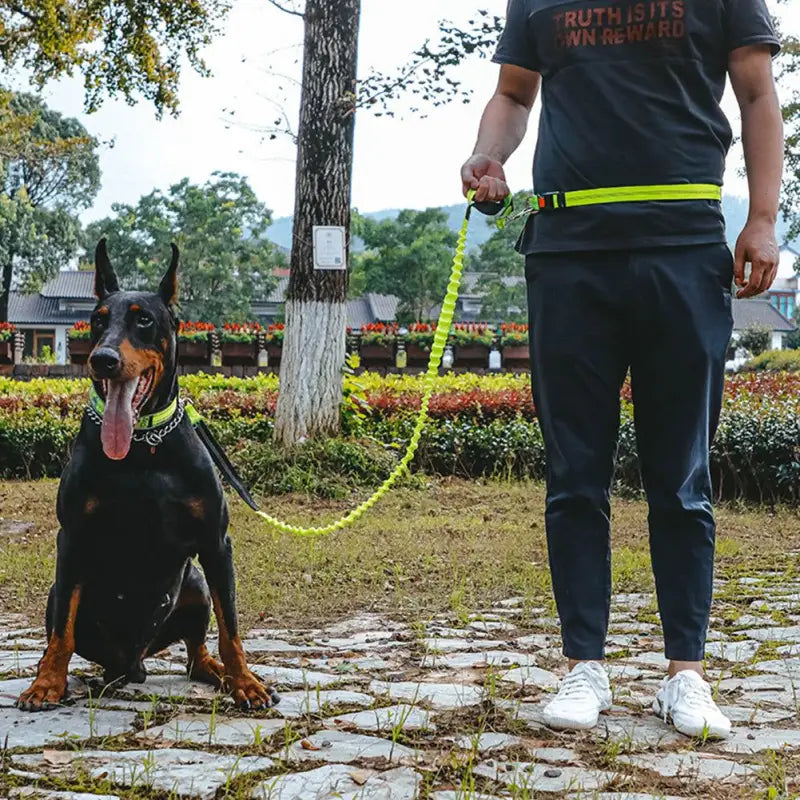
18,240,278,712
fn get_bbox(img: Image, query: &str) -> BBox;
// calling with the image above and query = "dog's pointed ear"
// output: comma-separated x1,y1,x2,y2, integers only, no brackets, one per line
159,243,179,306
94,238,120,299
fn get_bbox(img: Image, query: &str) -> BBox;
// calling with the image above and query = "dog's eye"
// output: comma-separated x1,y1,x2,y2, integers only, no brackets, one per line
137,314,154,330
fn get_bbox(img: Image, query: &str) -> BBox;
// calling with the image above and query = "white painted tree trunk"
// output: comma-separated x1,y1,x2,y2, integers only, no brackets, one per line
273,0,360,448
274,299,347,443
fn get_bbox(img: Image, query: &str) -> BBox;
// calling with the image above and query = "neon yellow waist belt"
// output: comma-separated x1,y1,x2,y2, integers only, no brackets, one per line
532,183,722,211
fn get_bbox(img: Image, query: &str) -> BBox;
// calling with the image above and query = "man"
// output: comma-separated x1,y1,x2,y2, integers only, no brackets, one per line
462,0,783,737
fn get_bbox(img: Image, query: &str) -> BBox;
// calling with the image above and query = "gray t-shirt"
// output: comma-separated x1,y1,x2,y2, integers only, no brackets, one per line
493,0,780,254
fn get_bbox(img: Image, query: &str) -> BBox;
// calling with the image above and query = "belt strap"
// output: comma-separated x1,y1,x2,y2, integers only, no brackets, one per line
533,183,722,210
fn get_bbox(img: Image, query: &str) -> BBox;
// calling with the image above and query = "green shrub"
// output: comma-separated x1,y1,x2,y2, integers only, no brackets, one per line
743,349,800,372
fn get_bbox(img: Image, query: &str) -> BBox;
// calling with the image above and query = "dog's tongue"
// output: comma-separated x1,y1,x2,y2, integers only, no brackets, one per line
101,378,139,460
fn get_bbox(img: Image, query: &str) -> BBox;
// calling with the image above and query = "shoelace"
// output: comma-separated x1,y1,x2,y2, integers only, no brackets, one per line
556,667,603,701
661,674,715,723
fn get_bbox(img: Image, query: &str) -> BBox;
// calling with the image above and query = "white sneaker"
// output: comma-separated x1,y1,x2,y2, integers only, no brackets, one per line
542,662,612,731
652,670,731,739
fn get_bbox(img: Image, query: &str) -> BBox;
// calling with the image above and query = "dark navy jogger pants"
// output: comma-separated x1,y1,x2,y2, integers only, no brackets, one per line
526,244,734,662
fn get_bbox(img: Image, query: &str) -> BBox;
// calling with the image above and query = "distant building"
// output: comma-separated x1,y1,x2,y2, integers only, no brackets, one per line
9,270,95,364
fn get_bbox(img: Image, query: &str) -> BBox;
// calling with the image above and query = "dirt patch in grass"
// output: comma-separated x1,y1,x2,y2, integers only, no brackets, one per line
0,479,798,630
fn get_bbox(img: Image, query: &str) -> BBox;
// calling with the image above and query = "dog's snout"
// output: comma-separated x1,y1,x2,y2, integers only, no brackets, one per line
90,347,121,378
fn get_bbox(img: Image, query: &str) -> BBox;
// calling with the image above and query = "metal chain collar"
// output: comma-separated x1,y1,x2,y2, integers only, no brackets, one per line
85,397,185,449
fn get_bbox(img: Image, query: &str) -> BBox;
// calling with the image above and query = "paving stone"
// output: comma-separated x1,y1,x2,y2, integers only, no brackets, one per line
607,665,644,681
275,689,374,718
733,614,775,628
431,792,501,800
284,730,415,763
15,749,272,799
0,520,34,536
496,700,549,730
742,625,800,643
497,596,525,608
249,664,345,688
468,620,516,634
307,656,395,672
599,714,684,751
619,752,756,782
719,726,800,754
622,651,669,668
421,638,507,653
314,631,400,650
567,795,685,800
421,650,538,669
370,680,484,709
753,658,800,678
719,704,796,724
516,633,559,650
112,674,222,701
705,640,760,663
454,732,522,752
0,705,137,747
473,761,614,794
719,673,797,693
325,704,435,732
138,712,287,746
10,791,121,800
253,765,419,799
499,665,560,690
0,650,49,673
0,676,89,706
242,638,320,654
320,614,407,637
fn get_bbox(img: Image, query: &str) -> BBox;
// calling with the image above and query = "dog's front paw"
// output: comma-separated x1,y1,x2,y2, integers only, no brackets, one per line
229,671,279,711
17,676,67,712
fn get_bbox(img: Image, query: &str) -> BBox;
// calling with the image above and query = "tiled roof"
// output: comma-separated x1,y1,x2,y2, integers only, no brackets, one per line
366,293,397,322
8,293,89,325
346,298,374,330
732,299,796,333
40,270,95,299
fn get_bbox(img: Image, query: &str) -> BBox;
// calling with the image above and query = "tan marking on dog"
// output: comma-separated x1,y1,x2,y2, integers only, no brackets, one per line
84,497,99,514
118,339,164,390
130,303,141,312
186,498,205,520
97,307,109,316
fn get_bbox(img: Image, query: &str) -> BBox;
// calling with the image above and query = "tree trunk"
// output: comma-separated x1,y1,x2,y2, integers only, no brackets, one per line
0,253,14,323
273,0,360,447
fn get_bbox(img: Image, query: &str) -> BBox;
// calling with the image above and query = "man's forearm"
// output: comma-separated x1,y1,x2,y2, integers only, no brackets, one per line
473,94,530,164
741,90,784,224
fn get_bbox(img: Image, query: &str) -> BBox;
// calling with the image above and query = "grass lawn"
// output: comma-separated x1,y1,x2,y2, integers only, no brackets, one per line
1,478,798,630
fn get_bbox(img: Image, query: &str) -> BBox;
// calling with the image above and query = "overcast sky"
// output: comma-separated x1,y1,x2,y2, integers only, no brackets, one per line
8,0,799,225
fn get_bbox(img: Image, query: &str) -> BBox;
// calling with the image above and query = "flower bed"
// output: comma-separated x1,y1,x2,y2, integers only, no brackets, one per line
178,321,213,364
67,322,92,364
0,371,796,502
265,323,284,366
221,323,261,365
450,323,493,365
359,323,397,364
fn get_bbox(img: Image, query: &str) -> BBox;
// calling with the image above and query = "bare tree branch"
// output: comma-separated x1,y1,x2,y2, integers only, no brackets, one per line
265,0,304,18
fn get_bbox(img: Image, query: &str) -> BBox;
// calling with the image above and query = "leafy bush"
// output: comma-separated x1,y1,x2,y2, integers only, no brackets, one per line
500,323,529,347
743,349,800,372
738,324,772,357
265,323,285,345
0,371,796,503
406,322,437,351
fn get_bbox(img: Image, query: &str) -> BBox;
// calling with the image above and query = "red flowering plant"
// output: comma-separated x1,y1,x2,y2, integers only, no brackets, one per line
359,322,398,346
221,322,262,343
68,321,91,340
0,322,15,343
265,323,285,345
179,321,214,342
406,322,437,352
449,322,494,348
500,323,529,347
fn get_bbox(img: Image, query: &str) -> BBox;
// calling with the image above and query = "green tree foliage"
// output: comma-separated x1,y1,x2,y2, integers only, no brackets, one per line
0,1,227,117
467,191,530,322
351,208,457,323
0,89,99,321
85,172,283,324
777,0,800,242
738,324,772,357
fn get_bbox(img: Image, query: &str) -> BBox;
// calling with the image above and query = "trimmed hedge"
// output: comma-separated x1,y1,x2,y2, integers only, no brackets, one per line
0,373,797,503
743,349,800,372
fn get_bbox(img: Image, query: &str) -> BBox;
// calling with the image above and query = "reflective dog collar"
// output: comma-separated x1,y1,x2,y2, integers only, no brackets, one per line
88,386,179,430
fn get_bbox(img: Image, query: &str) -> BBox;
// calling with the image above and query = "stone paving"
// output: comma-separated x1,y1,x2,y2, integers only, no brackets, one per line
1,573,800,798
